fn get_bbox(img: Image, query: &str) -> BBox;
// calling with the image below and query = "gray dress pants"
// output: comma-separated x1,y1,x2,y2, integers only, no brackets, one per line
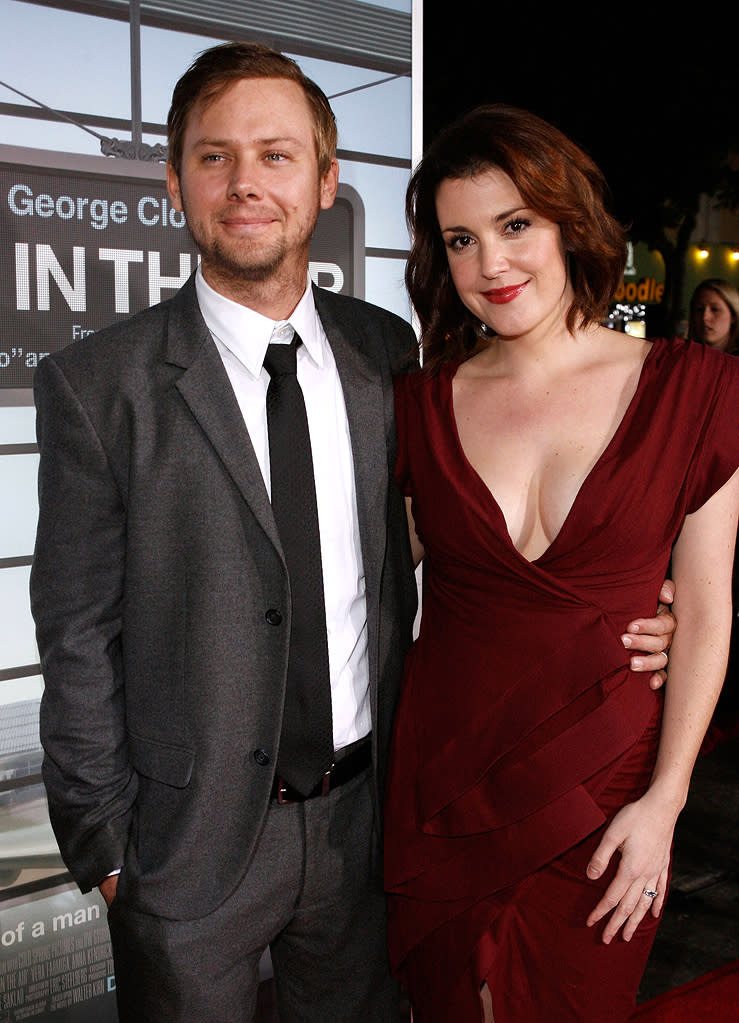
108,766,398,1022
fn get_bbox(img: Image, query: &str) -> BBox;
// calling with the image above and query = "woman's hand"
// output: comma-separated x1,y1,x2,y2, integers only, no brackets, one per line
585,788,678,943
622,579,676,690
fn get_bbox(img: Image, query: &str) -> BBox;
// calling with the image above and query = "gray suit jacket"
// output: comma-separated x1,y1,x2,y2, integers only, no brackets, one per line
30,276,418,920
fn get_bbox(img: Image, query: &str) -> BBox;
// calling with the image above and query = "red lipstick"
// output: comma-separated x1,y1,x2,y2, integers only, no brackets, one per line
482,282,528,304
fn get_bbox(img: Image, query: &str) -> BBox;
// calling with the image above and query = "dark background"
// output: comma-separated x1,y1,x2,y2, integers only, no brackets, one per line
422,7,737,239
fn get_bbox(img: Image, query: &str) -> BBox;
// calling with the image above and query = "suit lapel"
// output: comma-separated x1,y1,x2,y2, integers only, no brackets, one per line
164,280,390,583
314,287,388,636
166,277,282,555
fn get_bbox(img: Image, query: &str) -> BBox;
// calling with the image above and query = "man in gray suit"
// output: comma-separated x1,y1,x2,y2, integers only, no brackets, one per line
31,42,417,1022
30,41,673,1023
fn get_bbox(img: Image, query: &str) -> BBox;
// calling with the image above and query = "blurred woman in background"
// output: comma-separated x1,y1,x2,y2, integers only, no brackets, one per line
688,278,739,352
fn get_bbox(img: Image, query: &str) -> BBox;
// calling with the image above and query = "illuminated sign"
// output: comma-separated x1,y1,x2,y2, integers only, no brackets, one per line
613,278,664,304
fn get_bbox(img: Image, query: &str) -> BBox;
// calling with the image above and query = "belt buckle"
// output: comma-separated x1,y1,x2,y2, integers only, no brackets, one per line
320,765,334,797
275,768,334,804
275,778,293,805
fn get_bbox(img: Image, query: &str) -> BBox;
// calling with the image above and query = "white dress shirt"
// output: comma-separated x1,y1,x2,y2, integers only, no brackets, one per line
195,268,370,752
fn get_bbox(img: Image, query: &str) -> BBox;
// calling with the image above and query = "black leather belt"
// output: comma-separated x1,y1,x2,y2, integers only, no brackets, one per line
271,738,372,804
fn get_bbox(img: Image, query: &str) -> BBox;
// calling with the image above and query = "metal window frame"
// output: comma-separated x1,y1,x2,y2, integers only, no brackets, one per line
19,0,412,73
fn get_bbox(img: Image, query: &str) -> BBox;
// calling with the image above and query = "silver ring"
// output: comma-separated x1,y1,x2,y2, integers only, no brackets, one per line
643,888,659,899
660,651,668,666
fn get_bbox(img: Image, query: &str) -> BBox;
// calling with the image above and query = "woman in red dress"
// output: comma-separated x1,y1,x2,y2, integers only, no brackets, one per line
384,105,739,1022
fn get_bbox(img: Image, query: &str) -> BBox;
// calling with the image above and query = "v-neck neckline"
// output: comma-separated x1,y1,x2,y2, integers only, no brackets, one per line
444,340,657,566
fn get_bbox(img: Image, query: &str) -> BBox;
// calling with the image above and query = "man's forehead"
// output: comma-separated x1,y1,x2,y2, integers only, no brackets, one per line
183,77,320,155
195,76,311,117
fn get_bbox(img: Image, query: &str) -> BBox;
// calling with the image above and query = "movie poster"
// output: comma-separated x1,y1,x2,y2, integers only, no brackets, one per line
0,886,116,1023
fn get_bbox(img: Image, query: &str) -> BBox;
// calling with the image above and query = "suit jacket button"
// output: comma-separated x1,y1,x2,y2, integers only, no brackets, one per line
253,749,270,766
265,609,282,626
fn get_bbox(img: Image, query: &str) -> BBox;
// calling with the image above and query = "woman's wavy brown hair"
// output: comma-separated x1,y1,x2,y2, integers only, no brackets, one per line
406,104,627,371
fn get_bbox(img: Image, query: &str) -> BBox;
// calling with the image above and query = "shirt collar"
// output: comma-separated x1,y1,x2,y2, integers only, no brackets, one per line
195,267,326,377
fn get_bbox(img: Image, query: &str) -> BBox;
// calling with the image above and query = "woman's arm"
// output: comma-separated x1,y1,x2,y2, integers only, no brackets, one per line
405,496,425,566
585,465,739,943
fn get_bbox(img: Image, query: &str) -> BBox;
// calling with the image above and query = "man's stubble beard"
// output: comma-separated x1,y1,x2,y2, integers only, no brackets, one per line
182,196,321,289
204,234,290,284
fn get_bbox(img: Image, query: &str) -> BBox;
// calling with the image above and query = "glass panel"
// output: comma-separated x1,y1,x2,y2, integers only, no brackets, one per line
0,406,36,444
0,565,38,670
0,114,104,156
0,454,39,557
0,0,132,157
0,1,130,119
331,75,411,159
366,257,411,321
356,0,411,9
0,676,43,704
140,26,223,127
338,160,412,249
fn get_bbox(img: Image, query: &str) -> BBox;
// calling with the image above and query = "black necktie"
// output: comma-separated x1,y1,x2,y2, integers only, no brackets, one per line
263,332,333,794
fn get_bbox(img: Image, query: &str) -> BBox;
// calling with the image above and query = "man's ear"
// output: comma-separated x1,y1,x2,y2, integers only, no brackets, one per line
166,162,184,212
320,159,340,211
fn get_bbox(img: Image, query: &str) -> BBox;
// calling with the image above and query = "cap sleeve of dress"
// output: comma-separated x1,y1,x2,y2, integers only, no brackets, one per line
685,349,739,515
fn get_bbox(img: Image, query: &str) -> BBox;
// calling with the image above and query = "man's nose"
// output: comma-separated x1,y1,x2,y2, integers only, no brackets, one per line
228,158,263,200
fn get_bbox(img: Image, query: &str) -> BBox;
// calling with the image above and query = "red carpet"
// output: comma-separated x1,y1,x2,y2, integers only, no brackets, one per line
632,960,739,1021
